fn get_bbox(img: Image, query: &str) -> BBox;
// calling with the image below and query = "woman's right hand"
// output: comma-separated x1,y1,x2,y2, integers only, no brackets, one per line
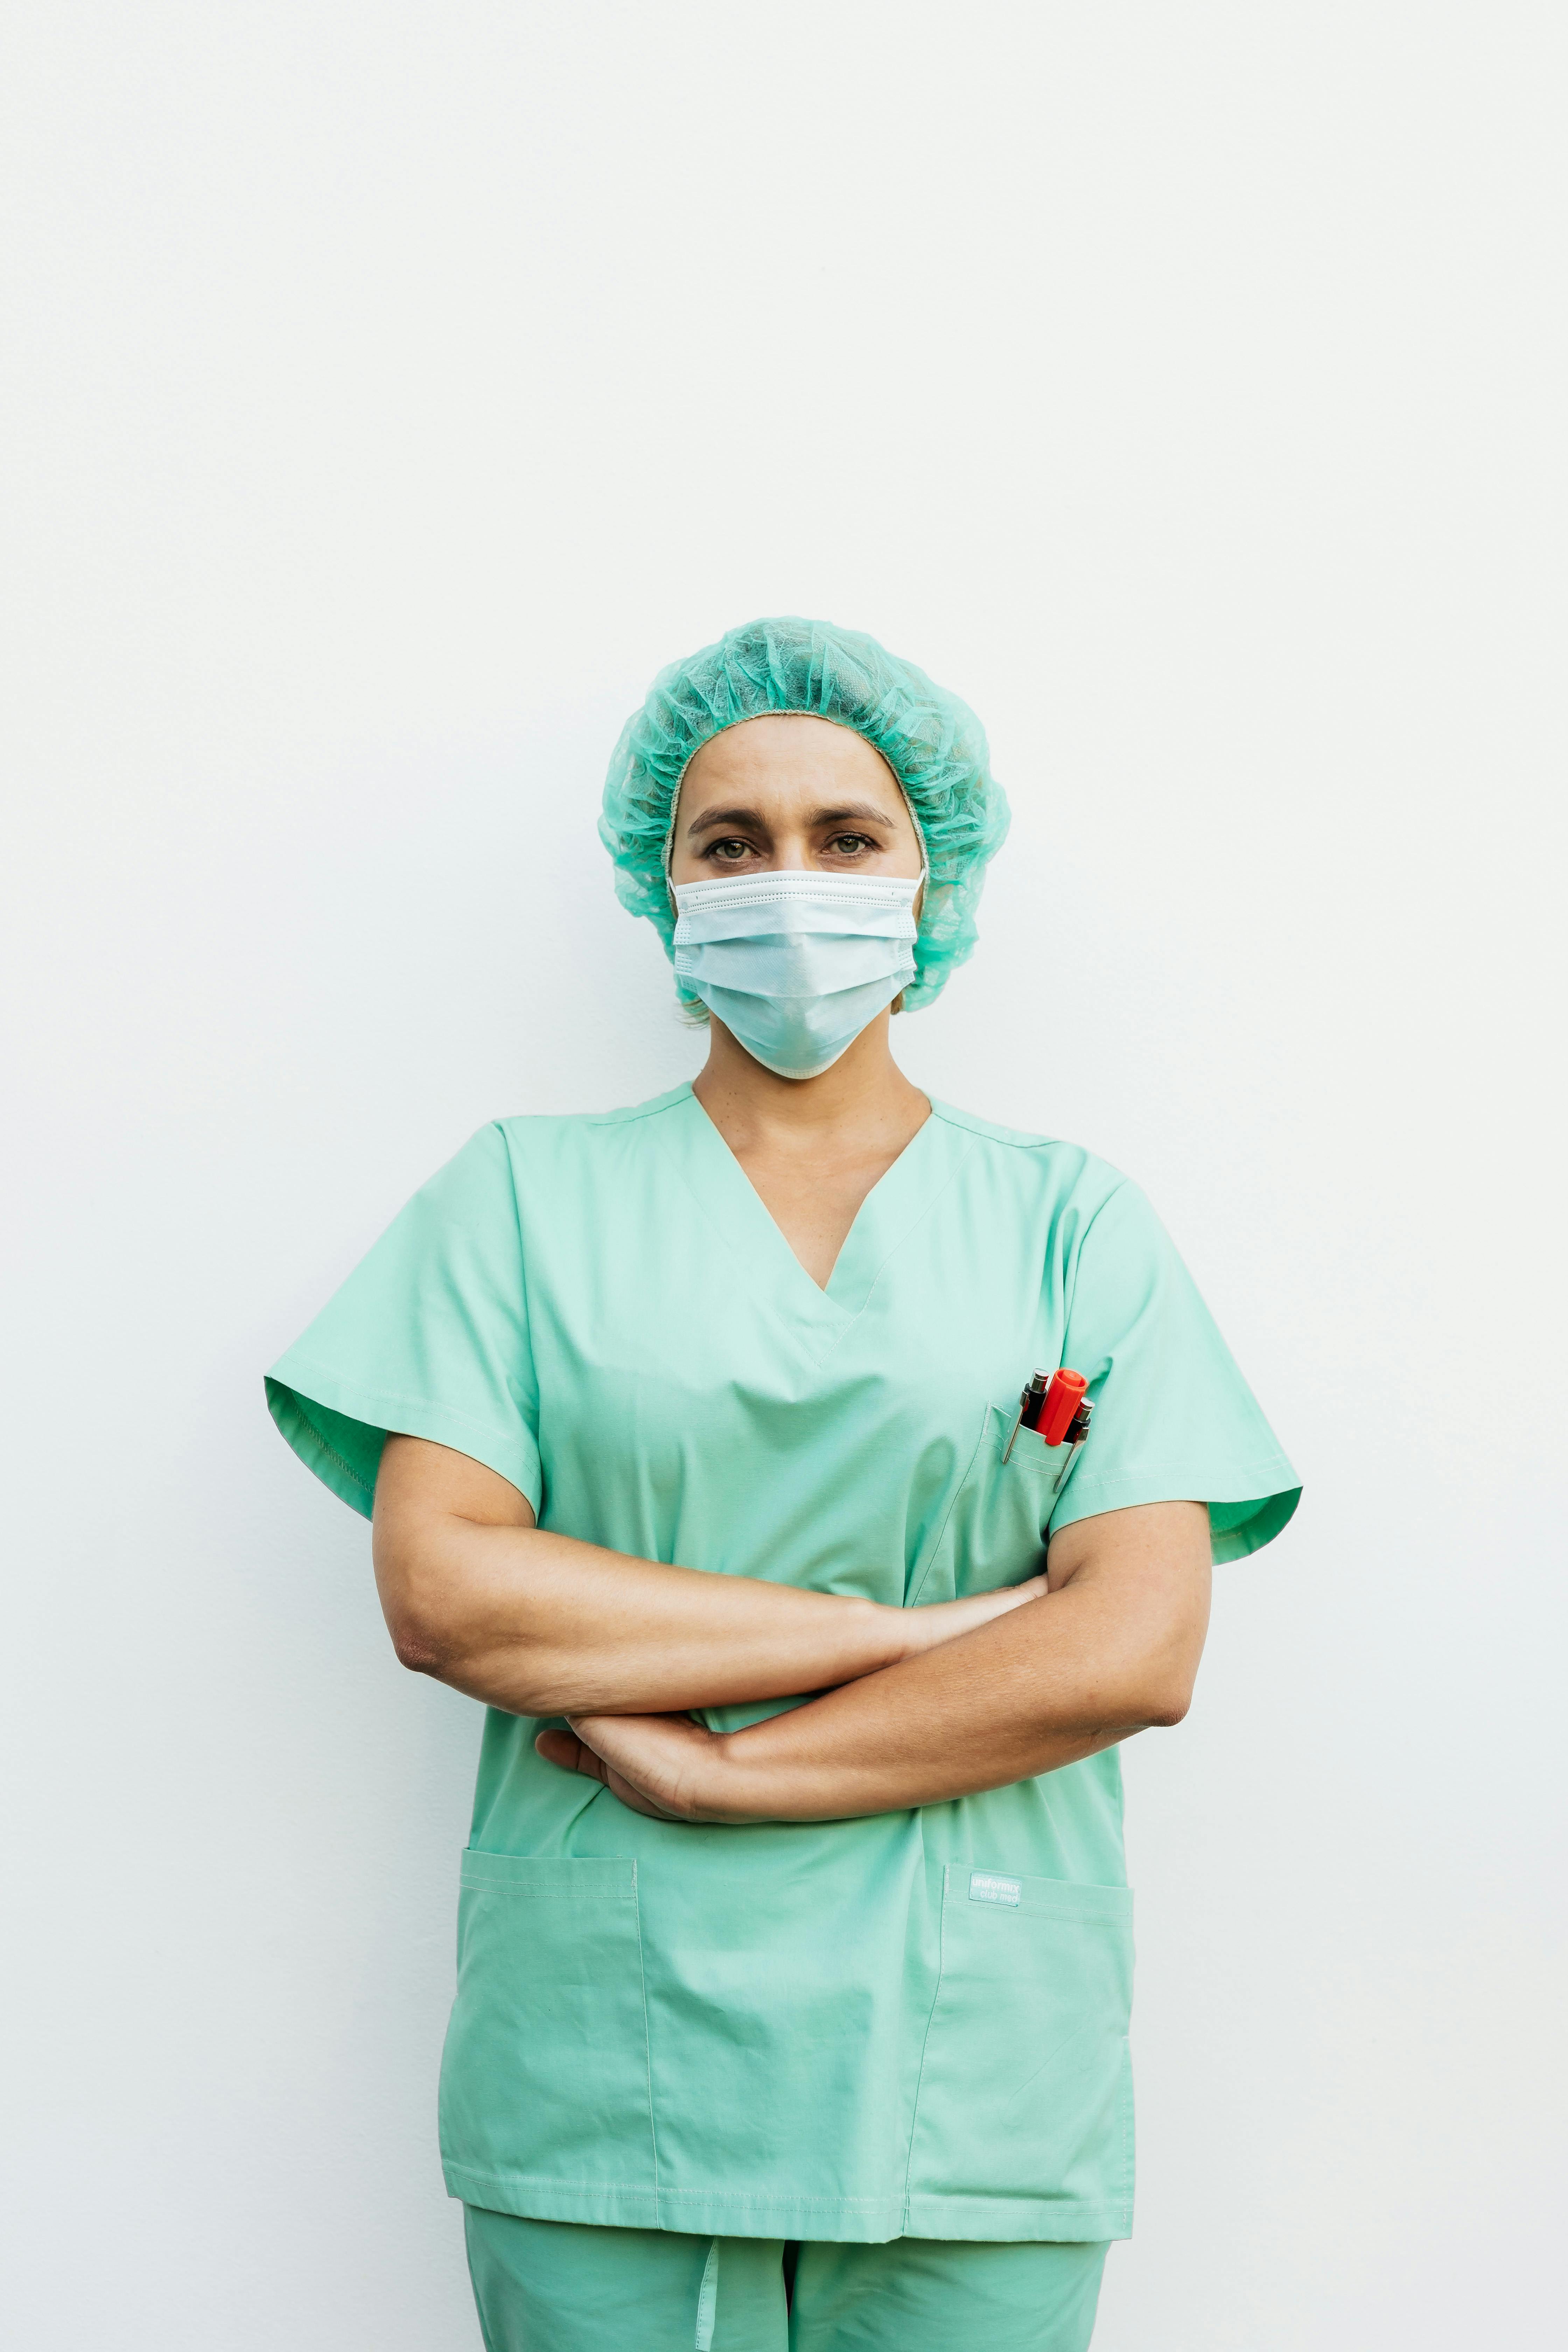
893,1571,1052,1660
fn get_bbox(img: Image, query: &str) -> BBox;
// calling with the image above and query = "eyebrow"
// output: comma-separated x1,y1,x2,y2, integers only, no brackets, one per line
686,801,894,839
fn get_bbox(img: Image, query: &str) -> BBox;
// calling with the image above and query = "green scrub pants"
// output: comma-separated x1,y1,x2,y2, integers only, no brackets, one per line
463,2208,1110,2352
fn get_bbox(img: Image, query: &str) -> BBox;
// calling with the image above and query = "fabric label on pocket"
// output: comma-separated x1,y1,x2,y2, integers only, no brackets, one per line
969,1870,1022,1906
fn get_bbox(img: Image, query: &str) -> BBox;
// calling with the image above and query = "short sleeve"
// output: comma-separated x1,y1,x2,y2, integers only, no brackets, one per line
1049,1180,1300,1563
264,1124,541,1521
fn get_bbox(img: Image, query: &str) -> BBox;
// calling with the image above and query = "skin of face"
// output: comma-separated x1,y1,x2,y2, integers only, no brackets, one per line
668,714,924,894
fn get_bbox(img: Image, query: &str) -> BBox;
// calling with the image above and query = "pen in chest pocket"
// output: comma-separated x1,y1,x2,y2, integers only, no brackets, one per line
1002,1364,1094,1478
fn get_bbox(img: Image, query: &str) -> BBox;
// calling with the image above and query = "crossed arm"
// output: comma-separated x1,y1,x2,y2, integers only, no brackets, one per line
371,1434,1212,1823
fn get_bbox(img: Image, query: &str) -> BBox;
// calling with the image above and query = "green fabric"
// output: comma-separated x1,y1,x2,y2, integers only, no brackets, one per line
599,617,1009,1011
267,1086,1299,2243
462,2208,1111,2352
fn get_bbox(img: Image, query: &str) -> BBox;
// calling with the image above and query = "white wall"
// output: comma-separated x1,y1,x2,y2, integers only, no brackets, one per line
3,6,1563,2345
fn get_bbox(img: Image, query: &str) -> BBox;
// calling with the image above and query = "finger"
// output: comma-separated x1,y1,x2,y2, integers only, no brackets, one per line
537,1728,678,1817
601,1769,676,1819
534,1729,606,1783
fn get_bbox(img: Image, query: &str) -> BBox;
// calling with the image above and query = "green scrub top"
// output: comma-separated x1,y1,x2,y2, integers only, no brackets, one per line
267,1085,1299,2246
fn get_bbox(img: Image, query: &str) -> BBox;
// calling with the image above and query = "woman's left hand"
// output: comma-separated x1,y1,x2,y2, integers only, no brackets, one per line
536,1713,760,1822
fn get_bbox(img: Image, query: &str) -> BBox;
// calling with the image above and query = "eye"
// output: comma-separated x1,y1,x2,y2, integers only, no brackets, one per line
702,836,758,865
825,832,878,857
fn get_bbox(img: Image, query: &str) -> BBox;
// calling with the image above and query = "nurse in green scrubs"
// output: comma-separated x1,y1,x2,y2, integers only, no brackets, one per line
267,618,1299,2352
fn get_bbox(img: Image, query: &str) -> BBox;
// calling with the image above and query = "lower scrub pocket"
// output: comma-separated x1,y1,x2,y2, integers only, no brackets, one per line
438,1853,657,2202
905,1865,1134,2233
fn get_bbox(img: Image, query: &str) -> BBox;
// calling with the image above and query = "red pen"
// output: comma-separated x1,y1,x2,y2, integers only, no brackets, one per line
1002,1366,1093,1463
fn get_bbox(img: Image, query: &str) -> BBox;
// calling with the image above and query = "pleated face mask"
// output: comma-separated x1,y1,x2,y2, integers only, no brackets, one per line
671,868,923,1079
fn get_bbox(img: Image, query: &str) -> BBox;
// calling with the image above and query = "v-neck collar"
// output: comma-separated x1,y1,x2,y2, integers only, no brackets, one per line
658,1084,972,1359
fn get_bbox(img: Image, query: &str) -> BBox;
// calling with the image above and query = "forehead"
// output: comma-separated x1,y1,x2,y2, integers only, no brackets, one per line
681,714,902,808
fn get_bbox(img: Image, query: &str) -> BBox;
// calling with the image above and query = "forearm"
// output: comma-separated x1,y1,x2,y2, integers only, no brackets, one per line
712,1579,1163,1817
372,1434,960,1715
376,1502,1046,1717
378,1514,901,1714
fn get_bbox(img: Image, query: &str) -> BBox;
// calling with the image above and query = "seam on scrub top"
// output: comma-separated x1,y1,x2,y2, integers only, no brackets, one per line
279,1356,533,1453
293,1412,373,1499
926,1102,1071,1154
904,1405,992,1610
447,2173,661,2198
502,1087,693,1135
450,2165,1127,2225
902,1865,951,2226
447,2171,892,2208
457,1885,636,1898
1058,1456,1299,1509
630,1860,662,2218
1058,1177,1130,1350
1065,1449,1297,1482
577,1088,694,1129
493,1121,545,1491
638,2187,897,2207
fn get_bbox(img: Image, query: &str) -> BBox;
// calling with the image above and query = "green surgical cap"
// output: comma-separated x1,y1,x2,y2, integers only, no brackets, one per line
599,616,1010,1011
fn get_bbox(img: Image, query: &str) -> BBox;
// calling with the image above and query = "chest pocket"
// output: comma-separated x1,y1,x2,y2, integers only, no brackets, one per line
908,1404,1081,1606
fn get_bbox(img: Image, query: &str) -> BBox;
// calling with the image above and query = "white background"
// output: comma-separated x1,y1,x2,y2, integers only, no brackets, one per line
2,5,1563,2345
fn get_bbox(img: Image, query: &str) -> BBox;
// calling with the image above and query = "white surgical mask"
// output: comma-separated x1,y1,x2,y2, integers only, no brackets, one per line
672,868,923,1080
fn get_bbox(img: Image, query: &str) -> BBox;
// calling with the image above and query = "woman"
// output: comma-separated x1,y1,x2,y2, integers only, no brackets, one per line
267,617,1298,2352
